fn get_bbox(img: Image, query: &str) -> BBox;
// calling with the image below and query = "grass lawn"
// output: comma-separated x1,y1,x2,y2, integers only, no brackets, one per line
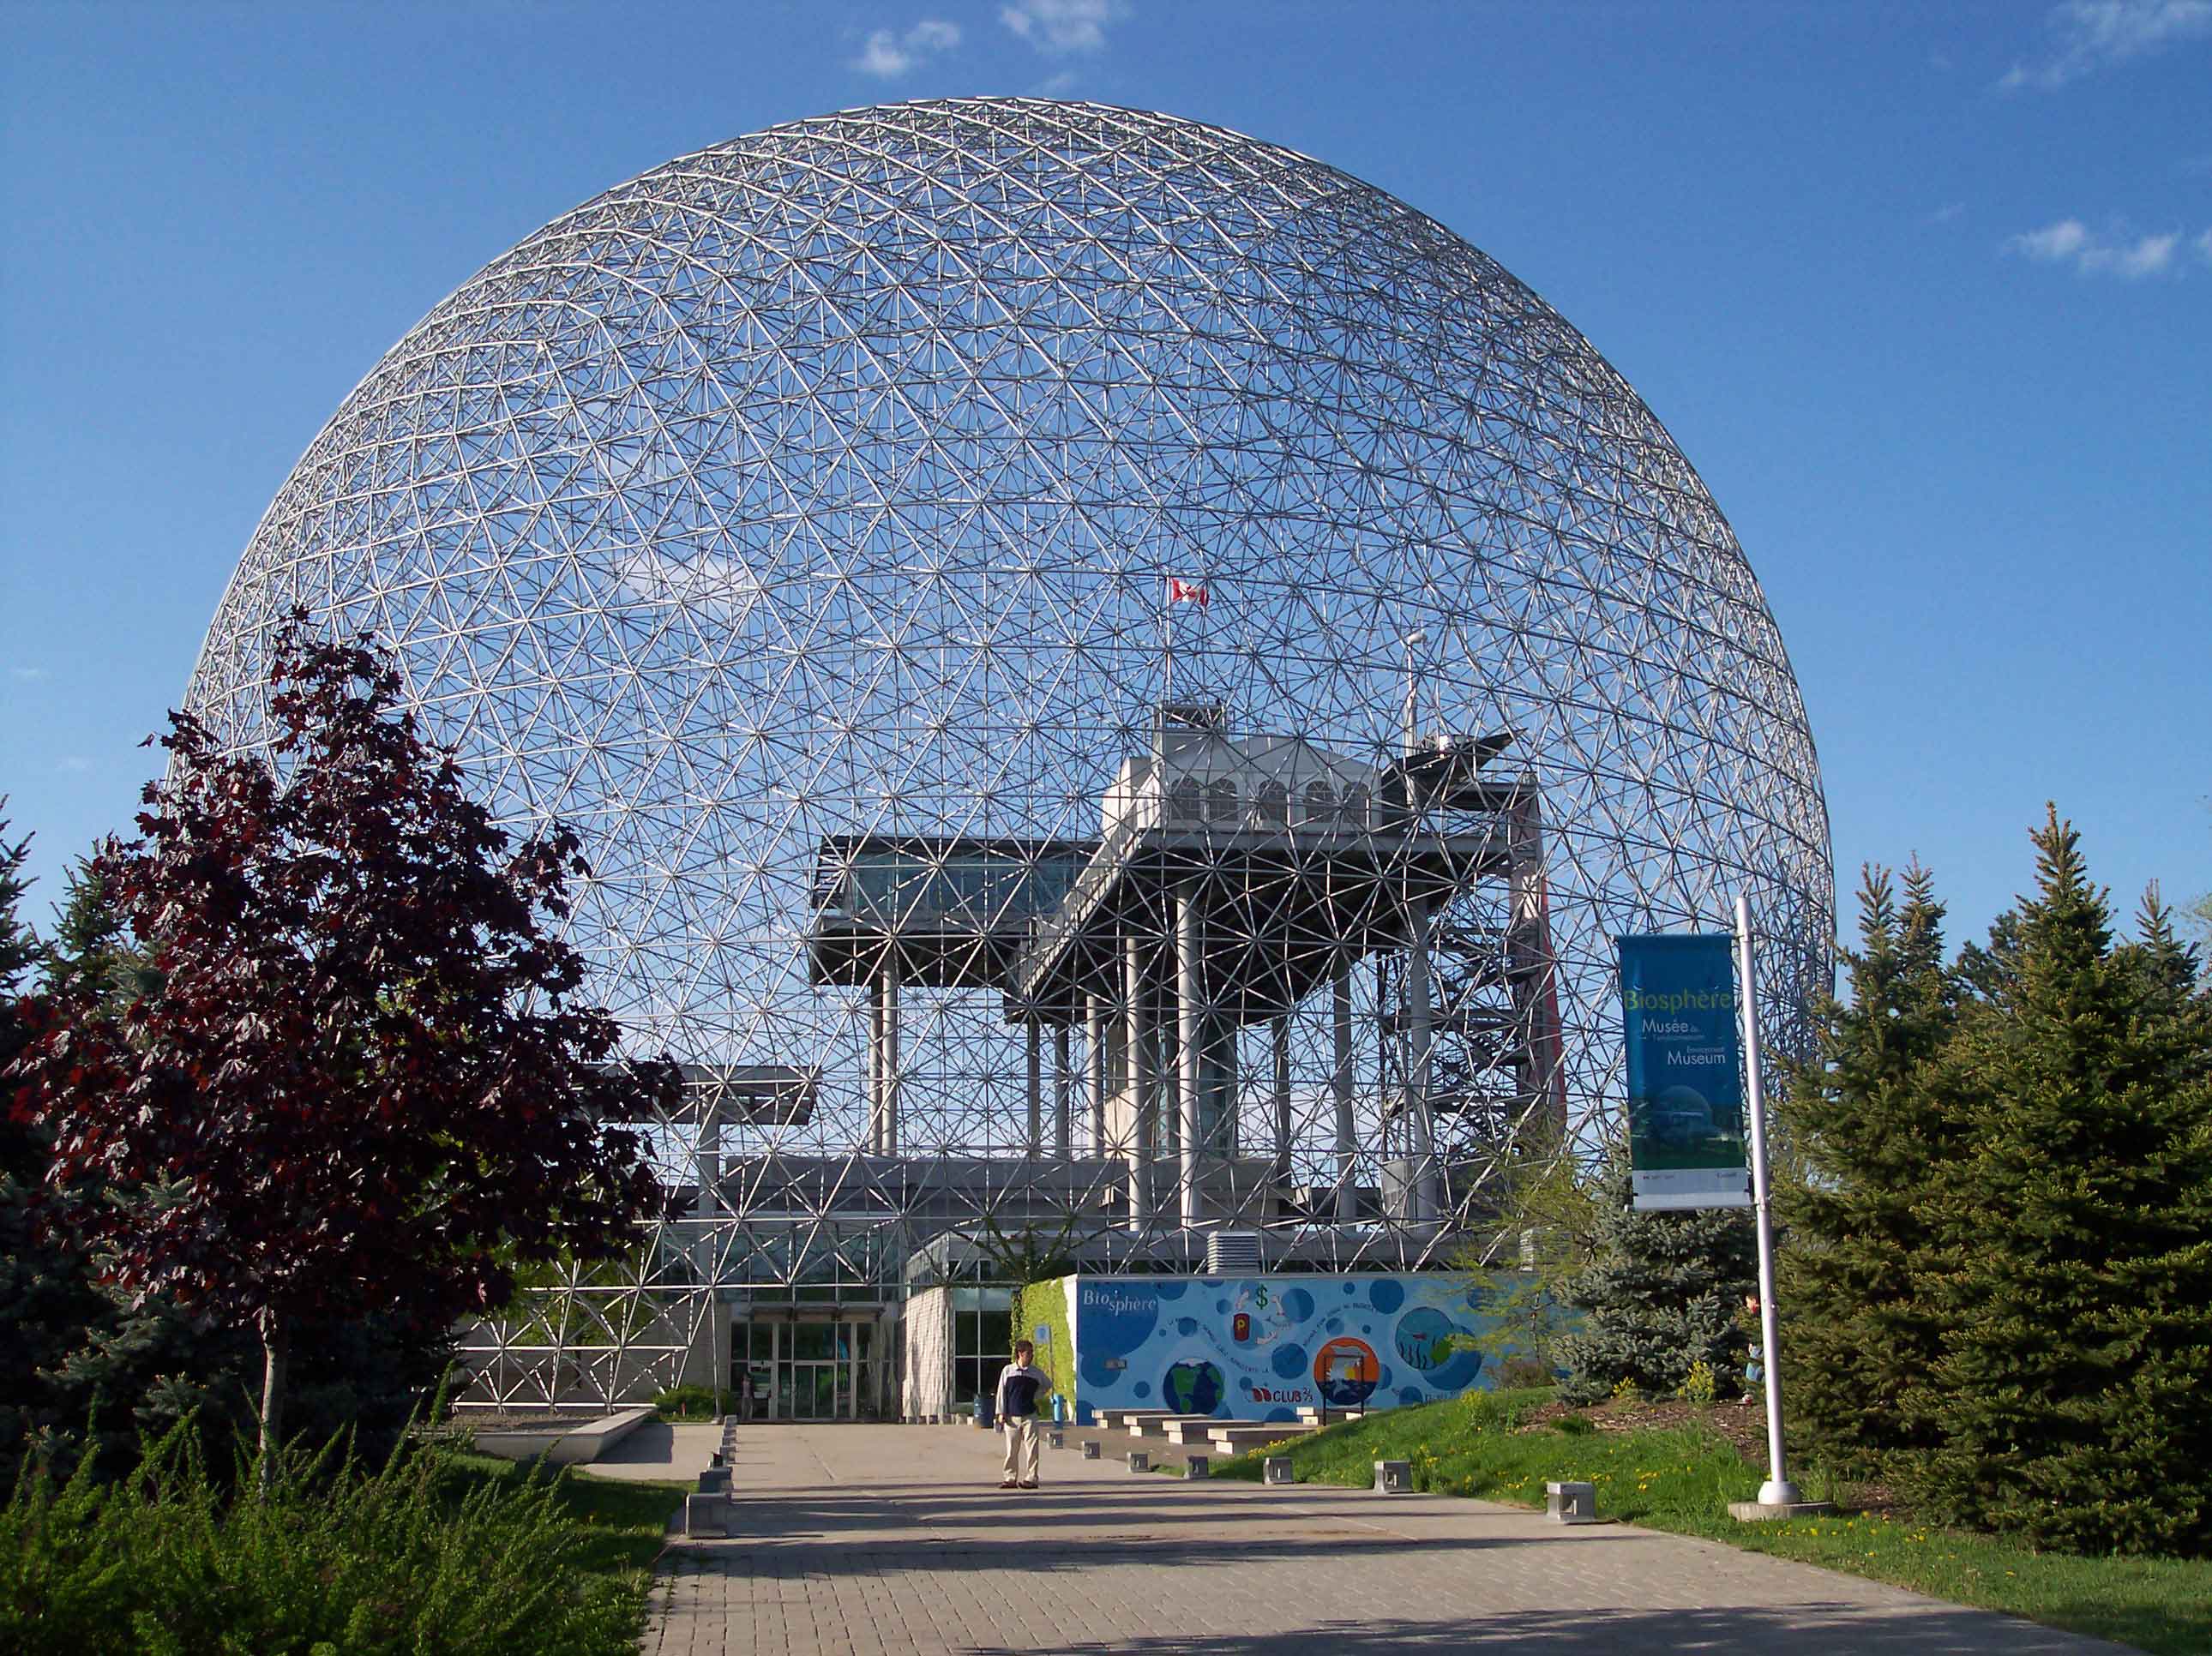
1211,1392,2211,1656
448,1453,685,1608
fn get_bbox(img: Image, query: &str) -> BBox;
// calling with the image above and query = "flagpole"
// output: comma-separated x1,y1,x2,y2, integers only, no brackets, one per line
1734,891,1797,1507
1163,578,1175,708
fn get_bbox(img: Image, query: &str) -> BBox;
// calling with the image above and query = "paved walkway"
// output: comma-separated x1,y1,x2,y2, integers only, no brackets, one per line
635,1424,2131,1655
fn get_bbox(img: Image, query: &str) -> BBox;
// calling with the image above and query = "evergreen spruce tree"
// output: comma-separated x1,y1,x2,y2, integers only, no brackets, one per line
1904,810,2212,1554
1777,862,1969,1475
41,849,156,1008
1554,1141,1758,1403
0,804,105,1479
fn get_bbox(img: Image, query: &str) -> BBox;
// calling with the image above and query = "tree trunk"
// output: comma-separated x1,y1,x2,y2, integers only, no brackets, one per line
257,1310,289,1497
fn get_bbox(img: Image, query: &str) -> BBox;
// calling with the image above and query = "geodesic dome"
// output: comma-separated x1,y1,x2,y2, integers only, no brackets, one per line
186,99,1829,1369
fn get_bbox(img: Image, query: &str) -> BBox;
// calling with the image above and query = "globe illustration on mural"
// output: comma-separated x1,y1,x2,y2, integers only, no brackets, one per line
1163,1360,1226,1416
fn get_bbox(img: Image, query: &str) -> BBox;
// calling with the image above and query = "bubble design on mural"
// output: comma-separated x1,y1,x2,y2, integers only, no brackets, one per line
1313,1336,1380,1408
1394,1306,1484,1391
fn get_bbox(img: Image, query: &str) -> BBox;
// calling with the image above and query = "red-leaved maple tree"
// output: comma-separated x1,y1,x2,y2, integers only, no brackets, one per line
6,617,676,1481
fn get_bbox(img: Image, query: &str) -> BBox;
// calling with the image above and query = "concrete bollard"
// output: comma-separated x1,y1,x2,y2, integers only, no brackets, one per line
1127,1449,1151,1473
1185,1455,1210,1479
683,1492,730,1537
1546,1480,1598,1524
1263,1455,1294,1485
1048,1430,1065,1450
1373,1460,1413,1494
1081,1440,1101,1460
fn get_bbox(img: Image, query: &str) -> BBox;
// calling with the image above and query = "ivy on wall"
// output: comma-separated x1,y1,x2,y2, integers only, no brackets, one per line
1014,1275,1075,1419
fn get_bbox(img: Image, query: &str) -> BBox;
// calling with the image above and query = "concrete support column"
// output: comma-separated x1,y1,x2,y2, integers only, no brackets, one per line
1403,897,1438,1221
1271,1014,1292,1175
1176,885,1203,1230
845,1318,860,1421
1025,1017,1042,1158
1332,968,1357,1223
881,955,902,1155
868,983,884,1153
1126,934,1152,1231
694,1114,720,1221
1085,993,1106,1155
1053,1023,1073,1155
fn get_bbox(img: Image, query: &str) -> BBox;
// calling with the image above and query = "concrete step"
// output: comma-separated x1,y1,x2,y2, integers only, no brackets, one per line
1093,1408,1178,1431
1209,1423,1315,1452
1143,1415,1225,1440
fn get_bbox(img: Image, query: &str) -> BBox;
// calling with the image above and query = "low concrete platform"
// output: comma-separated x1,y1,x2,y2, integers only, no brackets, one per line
471,1405,655,1466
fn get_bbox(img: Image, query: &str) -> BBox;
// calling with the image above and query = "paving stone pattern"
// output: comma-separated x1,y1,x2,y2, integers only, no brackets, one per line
641,1425,2131,1655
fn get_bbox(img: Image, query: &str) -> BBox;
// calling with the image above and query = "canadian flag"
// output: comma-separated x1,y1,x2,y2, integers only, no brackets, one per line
1167,578,1210,609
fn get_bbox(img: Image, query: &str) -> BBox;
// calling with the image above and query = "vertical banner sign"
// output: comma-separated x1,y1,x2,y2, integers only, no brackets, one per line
1617,934,1752,1210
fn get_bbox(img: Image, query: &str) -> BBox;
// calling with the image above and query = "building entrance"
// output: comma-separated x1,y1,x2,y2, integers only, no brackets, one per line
735,1313,883,1420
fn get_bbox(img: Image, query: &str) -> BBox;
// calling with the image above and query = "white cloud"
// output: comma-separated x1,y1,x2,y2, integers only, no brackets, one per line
852,17,962,79
2083,231,2180,275
612,549,765,619
2195,228,2212,265
9,666,48,682
2006,217,2189,277
2001,0,2212,90
1001,0,1127,55
57,756,91,774
1927,201,1967,225
2010,218,2091,261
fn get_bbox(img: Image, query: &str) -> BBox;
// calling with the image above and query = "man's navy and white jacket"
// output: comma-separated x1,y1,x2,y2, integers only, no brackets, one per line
995,1360,1049,1421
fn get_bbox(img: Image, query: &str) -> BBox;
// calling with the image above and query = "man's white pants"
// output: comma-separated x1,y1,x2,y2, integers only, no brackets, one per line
1001,1414,1040,1484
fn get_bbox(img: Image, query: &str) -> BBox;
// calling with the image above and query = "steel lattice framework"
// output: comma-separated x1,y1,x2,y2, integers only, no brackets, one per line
184,99,1830,1409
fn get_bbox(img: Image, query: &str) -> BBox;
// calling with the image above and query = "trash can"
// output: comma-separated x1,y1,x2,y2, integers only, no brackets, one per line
1051,1392,1067,1425
975,1394,995,1429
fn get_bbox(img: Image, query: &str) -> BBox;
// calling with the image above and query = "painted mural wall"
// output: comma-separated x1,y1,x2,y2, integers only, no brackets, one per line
1059,1272,1518,1425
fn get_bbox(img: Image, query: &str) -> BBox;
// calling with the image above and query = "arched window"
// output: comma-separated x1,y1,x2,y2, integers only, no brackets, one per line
1169,777,1205,822
1301,778,1334,825
1254,777,1289,827
1206,777,1239,824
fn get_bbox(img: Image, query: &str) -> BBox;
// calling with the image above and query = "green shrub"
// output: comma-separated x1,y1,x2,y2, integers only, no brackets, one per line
650,1384,724,1421
1496,1354,1552,1389
1679,1360,1718,1407
0,1418,652,1655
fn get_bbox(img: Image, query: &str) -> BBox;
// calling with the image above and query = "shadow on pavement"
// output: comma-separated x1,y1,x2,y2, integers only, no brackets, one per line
948,1605,2128,1654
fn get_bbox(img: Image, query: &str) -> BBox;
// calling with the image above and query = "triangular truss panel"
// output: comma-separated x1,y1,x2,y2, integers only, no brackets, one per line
183,100,1831,1408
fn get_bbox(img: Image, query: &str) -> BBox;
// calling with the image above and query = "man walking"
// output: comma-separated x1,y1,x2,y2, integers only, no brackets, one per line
995,1339,1049,1490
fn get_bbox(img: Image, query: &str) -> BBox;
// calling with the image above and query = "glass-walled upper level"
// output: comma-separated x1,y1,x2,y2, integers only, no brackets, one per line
810,835,1093,936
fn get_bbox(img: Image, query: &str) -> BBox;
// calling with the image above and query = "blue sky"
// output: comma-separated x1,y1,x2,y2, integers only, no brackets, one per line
2,0,2207,957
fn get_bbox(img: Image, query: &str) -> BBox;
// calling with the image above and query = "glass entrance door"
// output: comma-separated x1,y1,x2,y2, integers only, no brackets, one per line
740,1317,881,1420
787,1362,846,1420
